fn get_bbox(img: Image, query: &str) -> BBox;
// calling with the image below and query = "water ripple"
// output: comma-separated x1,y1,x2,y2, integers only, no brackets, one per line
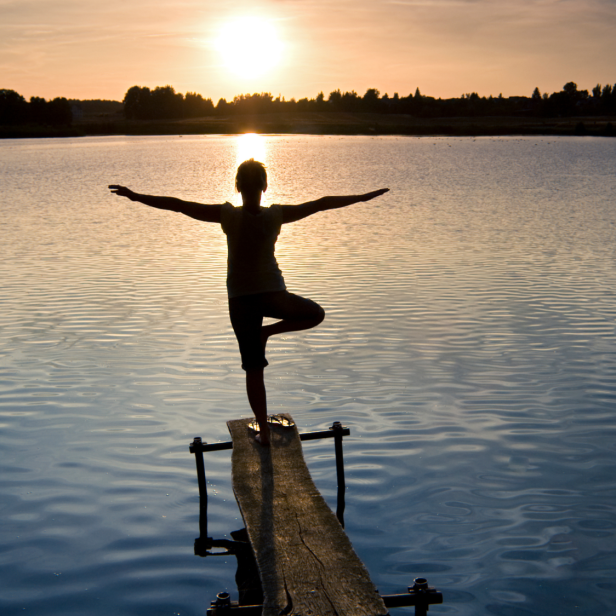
2,135,616,615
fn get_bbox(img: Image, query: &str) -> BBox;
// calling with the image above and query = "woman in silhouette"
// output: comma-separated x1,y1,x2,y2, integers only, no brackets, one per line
110,159,388,445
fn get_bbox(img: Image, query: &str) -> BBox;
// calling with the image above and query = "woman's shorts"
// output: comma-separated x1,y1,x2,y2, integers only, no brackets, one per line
228,290,324,371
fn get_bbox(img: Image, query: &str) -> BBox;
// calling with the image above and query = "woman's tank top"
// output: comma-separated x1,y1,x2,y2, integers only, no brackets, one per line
221,202,286,298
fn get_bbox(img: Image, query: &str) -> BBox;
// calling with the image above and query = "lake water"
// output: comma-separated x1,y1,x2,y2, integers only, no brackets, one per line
2,134,616,616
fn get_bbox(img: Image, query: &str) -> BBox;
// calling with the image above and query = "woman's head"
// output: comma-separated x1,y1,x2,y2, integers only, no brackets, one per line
235,159,267,193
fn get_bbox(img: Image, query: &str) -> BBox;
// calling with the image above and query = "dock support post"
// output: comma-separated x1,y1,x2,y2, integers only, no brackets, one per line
190,437,211,551
331,421,346,527
412,578,430,616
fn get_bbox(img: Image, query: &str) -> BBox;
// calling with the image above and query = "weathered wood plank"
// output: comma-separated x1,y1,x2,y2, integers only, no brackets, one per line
228,415,388,616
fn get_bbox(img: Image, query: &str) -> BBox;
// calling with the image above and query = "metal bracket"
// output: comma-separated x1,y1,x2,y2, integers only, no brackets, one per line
206,578,443,615
381,577,444,615
189,421,350,553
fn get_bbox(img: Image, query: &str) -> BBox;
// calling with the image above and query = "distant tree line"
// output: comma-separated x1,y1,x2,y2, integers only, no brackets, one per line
123,85,214,120
122,81,616,120
0,89,72,125
2,81,616,127
68,99,123,115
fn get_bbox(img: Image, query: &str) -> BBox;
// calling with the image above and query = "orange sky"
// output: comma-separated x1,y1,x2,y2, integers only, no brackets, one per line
1,0,614,102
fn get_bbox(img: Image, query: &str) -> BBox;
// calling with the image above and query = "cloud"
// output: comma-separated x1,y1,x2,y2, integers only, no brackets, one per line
1,0,614,100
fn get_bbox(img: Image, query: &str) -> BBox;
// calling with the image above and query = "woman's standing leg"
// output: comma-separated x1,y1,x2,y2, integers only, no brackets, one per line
245,368,270,445
229,295,272,446
229,291,325,447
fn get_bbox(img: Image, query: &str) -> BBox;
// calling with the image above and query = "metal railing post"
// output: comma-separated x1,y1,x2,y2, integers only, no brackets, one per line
331,421,346,527
190,421,350,544
190,437,209,545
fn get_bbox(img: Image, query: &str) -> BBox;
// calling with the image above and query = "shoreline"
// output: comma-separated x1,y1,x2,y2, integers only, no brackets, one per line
1,112,614,139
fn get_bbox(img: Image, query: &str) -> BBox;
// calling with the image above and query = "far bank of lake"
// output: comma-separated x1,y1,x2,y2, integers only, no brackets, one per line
1,111,615,139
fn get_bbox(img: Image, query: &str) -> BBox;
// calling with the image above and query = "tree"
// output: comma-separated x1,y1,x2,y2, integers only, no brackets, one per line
184,92,214,117
328,89,342,109
363,88,381,111
602,84,616,114
532,87,541,100
150,85,183,119
216,98,230,114
563,82,578,97
23,95,72,125
46,97,72,125
296,97,310,111
29,96,48,122
0,89,28,124
340,90,360,112
232,92,274,114
123,86,153,120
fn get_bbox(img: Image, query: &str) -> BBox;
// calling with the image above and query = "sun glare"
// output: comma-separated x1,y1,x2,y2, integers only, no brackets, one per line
232,133,269,205
216,17,283,79
236,133,267,168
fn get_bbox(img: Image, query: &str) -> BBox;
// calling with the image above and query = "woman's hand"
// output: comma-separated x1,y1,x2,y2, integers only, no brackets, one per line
108,185,135,199
361,188,389,201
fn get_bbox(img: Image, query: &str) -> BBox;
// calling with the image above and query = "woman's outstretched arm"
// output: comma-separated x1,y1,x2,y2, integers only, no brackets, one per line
280,188,389,224
108,185,222,223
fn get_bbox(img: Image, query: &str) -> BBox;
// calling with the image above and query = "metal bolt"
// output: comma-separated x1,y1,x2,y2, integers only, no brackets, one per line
413,578,429,591
215,592,231,607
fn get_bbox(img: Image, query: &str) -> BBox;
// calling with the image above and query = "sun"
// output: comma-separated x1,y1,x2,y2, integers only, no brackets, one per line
216,17,283,79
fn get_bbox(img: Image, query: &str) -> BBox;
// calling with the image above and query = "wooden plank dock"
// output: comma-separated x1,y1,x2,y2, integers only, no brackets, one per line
227,414,388,616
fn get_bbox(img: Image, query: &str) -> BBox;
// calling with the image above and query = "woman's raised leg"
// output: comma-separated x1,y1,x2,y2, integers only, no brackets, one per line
261,291,325,350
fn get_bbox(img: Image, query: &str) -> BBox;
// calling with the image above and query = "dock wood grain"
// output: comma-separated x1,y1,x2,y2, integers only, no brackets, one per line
228,415,388,616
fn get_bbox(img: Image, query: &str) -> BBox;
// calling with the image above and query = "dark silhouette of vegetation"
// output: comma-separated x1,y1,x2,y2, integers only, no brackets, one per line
68,99,123,116
0,89,72,125
119,81,616,120
123,85,214,120
1,81,615,138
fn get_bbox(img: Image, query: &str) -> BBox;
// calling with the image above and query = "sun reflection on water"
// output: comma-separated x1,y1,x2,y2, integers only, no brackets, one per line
235,133,268,169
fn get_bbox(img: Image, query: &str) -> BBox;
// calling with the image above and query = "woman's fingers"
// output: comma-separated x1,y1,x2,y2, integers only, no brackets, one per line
108,185,130,196
364,188,389,200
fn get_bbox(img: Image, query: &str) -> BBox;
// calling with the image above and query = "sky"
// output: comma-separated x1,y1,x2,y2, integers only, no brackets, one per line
1,0,615,103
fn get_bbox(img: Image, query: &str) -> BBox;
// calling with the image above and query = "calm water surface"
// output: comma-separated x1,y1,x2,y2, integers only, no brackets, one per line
2,135,616,616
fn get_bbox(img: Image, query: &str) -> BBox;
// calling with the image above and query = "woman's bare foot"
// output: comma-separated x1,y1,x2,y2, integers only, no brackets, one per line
254,432,271,447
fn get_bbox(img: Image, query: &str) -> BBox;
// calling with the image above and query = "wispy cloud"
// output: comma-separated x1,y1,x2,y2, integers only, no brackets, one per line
1,0,614,100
